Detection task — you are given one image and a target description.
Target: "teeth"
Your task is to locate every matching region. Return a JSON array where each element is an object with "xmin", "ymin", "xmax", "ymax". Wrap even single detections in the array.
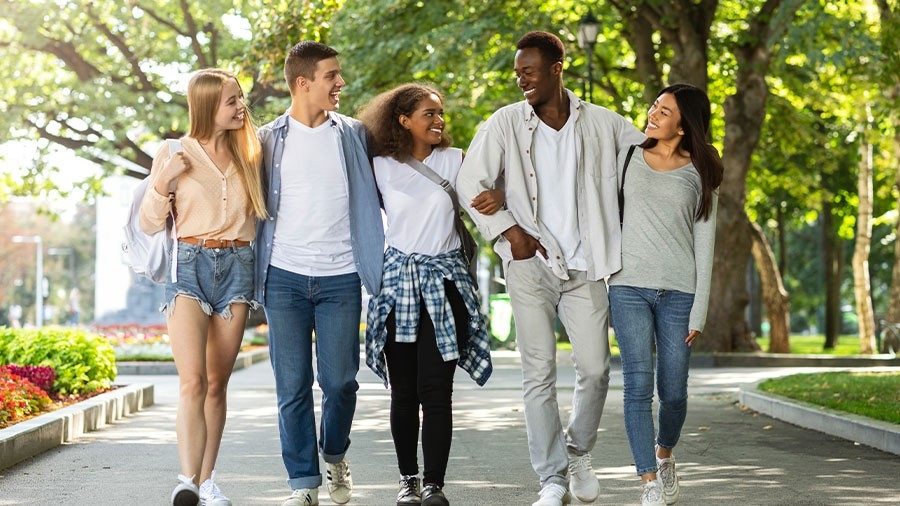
[{"xmin": 524, "ymin": 89, "xmax": 535, "ymax": 96}]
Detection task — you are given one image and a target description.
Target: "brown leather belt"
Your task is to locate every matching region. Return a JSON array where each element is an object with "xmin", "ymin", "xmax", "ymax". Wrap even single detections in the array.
[{"xmin": 179, "ymin": 237, "xmax": 251, "ymax": 248}]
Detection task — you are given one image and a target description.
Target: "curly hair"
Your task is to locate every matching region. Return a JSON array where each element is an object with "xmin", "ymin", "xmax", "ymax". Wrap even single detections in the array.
[{"xmin": 357, "ymin": 83, "xmax": 452, "ymax": 160}]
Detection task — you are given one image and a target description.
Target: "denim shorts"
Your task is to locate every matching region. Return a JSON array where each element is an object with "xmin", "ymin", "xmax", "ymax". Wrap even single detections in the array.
[{"xmin": 163, "ymin": 241, "xmax": 258, "ymax": 319}]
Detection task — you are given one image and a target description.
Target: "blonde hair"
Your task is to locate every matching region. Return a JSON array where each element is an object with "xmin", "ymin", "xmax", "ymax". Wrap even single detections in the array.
[{"xmin": 187, "ymin": 69, "xmax": 267, "ymax": 219}]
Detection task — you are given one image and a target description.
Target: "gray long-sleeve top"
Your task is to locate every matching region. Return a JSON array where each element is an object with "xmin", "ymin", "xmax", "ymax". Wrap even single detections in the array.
[{"xmin": 608, "ymin": 147, "xmax": 718, "ymax": 331}]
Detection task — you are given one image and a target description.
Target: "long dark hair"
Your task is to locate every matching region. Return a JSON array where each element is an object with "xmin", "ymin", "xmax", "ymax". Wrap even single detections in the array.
[{"xmin": 639, "ymin": 83, "xmax": 723, "ymax": 221}]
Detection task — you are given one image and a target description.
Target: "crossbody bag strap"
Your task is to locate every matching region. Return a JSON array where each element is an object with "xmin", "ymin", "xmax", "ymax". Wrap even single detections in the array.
[
  {"xmin": 404, "ymin": 157, "xmax": 461, "ymax": 211},
  {"xmin": 618, "ymin": 144, "xmax": 637, "ymax": 227}
]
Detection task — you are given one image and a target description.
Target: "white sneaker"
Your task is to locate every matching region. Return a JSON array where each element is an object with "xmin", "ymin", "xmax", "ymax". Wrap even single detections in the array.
[
  {"xmin": 568, "ymin": 452, "xmax": 600, "ymax": 502},
  {"xmin": 282, "ymin": 488, "xmax": 319, "ymax": 506},
  {"xmin": 326, "ymin": 460, "xmax": 352, "ymax": 504},
  {"xmin": 171, "ymin": 474, "xmax": 199, "ymax": 506},
  {"xmin": 640, "ymin": 480, "xmax": 666, "ymax": 506},
  {"xmin": 657, "ymin": 455, "xmax": 680, "ymax": 504},
  {"xmin": 532, "ymin": 483, "xmax": 570, "ymax": 506},
  {"xmin": 199, "ymin": 471, "xmax": 231, "ymax": 506}
]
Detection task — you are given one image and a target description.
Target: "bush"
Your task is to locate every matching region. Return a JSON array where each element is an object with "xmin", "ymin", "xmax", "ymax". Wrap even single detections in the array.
[
  {"xmin": 0, "ymin": 368, "xmax": 51, "ymax": 425},
  {"xmin": 0, "ymin": 364, "xmax": 56, "ymax": 394},
  {"xmin": 0, "ymin": 327, "xmax": 117, "ymax": 395}
]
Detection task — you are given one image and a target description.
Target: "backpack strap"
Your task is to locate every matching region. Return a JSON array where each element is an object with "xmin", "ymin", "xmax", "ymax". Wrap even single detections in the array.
[{"xmin": 618, "ymin": 145, "xmax": 637, "ymax": 228}]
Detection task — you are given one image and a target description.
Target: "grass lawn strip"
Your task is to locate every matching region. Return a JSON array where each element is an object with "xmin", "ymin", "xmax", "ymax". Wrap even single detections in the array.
[{"xmin": 758, "ymin": 371, "xmax": 900, "ymax": 425}]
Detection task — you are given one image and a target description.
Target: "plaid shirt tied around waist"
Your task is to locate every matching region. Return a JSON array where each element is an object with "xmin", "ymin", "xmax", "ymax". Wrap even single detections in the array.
[{"xmin": 366, "ymin": 246, "xmax": 493, "ymax": 387}]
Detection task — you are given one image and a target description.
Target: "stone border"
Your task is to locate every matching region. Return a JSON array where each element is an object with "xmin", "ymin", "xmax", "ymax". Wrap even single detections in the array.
[
  {"xmin": 739, "ymin": 382, "xmax": 900, "ymax": 456},
  {"xmin": 115, "ymin": 346, "xmax": 270, "ymax": 375},
  {"xmin": 0, "ymin": 382, "xmax": 155, "ymax": 471}
]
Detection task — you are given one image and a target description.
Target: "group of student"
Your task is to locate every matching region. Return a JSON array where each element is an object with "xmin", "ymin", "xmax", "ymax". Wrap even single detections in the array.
[{"xmin": 138, "ymin": 29, "xmax": 722, "ymax": 506}]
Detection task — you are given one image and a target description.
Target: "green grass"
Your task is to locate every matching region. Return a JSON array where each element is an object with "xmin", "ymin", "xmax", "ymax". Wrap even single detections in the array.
[
  {"xmin": 754, "ymin": 334, "xmax": 861, "ymax": 355},
  {"xmin": 758, "ymin": 371, "xmax": 900, "ymax": 425}
]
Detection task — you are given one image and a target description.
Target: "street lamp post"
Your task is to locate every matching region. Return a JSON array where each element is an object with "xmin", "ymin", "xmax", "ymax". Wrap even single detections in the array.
[
  {"xmin": 577, "ymin": 11, "xmax": 600, "ymax": 103},
  {"xmin": 11, "ymin": 235, "xmax": 43, "ymax": 328}
]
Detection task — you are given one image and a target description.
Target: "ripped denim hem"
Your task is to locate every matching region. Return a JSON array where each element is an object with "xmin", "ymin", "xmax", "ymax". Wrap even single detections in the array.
[{"xmin": 160, "ymin": 293, "xmax": 260, "ymax": 320}]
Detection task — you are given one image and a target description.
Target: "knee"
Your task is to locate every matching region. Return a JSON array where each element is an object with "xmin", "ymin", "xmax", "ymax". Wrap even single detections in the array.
[{"xmin": 179, "ymin": 374, "xmax": 208, "ymax": 400}]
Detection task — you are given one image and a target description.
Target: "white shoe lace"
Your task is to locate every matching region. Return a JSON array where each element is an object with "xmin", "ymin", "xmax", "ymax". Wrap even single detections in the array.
[
  {"xmin": 658, "ymin": 457, "xmax": 677, "ymax": 490},
  {"xmin": 641, "ymin": 481, "xmax": 664, "ymax": 505},
  {"xmin": 568, "ymin": 452, "xmax": 593, "ymax": 474},
  {"xmin": 328, "ymin": 460, "xmax": 351, "ymax": 489}
]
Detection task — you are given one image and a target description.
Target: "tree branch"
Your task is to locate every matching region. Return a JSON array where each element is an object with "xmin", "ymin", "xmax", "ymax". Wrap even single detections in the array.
[{"xmin": 85, "ymin": 5, "xmax": 154, "ymax": 92}]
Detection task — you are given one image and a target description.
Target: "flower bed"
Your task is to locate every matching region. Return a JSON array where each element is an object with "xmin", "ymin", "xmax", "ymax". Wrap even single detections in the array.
[{"xmin": 92, "ymin": 324, "xmax": 174, "ymax": 361}]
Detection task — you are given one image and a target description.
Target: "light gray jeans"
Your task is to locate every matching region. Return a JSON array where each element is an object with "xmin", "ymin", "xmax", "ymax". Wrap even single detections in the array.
[{"xmin": 506, "ymin": 256, "xmax": 611, "ymax": 488}]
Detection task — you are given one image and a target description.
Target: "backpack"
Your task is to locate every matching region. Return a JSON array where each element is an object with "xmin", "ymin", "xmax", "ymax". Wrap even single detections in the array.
[{"xmin": 122, "ymin": 139, "xmax": 181, "ymax": 284}]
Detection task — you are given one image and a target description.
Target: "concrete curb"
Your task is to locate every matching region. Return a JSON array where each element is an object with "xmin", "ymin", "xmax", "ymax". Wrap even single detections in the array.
[
  {"xmin": 115, "ymin": 346, "xmax": 270, "ymax": 375},
  {"xmin": 0, "ymin": 382, "xmax": 155, "ymax": 471},
  {"xmin": 739, "ymin": 381, "xmax": 900, "ymax": 456}
]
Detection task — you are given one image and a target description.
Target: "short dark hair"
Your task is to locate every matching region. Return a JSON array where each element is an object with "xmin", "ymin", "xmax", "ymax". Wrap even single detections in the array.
[
  {"xmin": 516, "ymin": 31, "xmax": 565, "ymax": 64},
  {"xmin": 284, "ymin": 41, "xmax": 339, "ymax": 91}
]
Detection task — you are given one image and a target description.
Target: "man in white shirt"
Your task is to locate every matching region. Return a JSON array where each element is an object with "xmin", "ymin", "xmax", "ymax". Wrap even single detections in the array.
[
  {"xmin": 456, "ymin": 31, "xmax": 644, "ymax": 506},
  {"xmin": 255, "ymin": 41, "xmax": 384, "ymax": 506}
]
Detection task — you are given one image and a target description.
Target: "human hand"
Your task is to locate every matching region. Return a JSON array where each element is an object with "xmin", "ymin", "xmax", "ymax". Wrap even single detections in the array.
[
  {"xmin": 154, "ymin": 152, "xmax": 190, "ymax": 195},
  {"xmin": 502, "ymin": 224, "xmax": 547, "ymax": 261},
  {"xmin": 685, "ymin": 330, "xmax": 701, "ymax": 346},
  {"xmin": 471, "ymin": 189, "xmax": 505, "ymax": 215}
]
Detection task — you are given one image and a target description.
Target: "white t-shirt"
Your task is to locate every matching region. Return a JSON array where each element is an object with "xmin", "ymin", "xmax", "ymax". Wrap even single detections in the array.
[
  {"xmin": 533, "ymin": 114, "xmax": 586, "ymax": 271},
  {"xmin": 375, "ymin": 147, "xmax": 463, "ymax": 256},
  {"xmin": 270, "ymin": 115, "xmax": 356, "ymax": 276}
]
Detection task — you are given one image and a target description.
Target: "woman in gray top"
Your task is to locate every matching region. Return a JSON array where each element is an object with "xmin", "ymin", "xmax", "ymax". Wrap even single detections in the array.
[{"xmin": 608, "ymin": 83, "xmax": 723, "ymax": 506}]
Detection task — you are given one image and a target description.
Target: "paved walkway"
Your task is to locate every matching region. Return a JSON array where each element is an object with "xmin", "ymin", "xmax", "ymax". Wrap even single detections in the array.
[{"xmin": 0, "ymin": 352, "xmax": 897, "ymax": 505}]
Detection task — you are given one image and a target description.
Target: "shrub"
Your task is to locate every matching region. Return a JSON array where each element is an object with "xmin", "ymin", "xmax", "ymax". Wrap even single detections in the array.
[
  {"xmin": 0, "ymin": 364, "xmax": 56, "ymax": 394},
  {"xmin": 0, "ymin": 327, "xmax": 117, "ymax": 395},
  {"xmin": 0, "ymin": 368, "xmax": 51, "ymax": 425}
]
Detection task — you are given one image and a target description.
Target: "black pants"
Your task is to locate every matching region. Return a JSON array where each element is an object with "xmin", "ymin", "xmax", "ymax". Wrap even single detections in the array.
[{"xmin": 383, "ymin": 281, "xmax": 470, "ymax": 487}]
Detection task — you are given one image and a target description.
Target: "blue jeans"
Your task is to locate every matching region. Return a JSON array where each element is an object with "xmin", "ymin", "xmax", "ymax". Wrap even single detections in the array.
[
  {"xmin": 264, "ymin": 266, "xmax": 362, "ymax": 490},
  {"xmin": 609, "ymin": 285, "xmax": 693, "ymax": 476}
]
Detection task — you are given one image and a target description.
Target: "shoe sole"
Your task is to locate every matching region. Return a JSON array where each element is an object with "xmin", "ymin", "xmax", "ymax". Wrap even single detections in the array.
[{"xmin": 173, "ymin": 489, "xmax": 199, "ymax": 506}]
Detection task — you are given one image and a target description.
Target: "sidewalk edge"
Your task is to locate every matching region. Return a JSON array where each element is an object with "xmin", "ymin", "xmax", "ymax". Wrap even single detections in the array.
[
  {"xmin": 739, "ymin": 382, "xmax": 900, "ymax": 456},
  {"xmin": 116, "ymin": 347, "xmax": 270, "ymax": 375},
  {"xmin": 0, "ymin": 382, "xmax": 155, "ymax": 471}
]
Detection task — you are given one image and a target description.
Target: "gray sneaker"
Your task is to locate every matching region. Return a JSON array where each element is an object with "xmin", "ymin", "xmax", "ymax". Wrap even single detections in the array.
[
  {"xmin": 567, "ymin": 452, "xmax": 600, "ymax": 503},
  {"xmin": 640, "ymin": 480, "xmax": 665, "ymax": 506},
  {"xmin": 397, "ymin": 475, "xmax": 421, "ymax": 505},
  {"xmin": 326, "ymin": 460, "xmax": 352, "ymax": 504},
  {"xmin": 657, "ymin": 456, "xmax": 680, "ymax": 504}
]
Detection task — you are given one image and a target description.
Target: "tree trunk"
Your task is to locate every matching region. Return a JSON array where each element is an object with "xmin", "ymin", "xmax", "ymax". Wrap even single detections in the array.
[
  {"xmin": 749, "ymin": 222, "xmax": 791, "ymax": 352},
  {"xmin": 853, "ymin": 138, "xmax": 877, "ymax": 354},
  {"xmin": 887, "ymin": 130, "xmax": 900, "ymax": 326},
  {"xmin": 822, "ymin": 200, "xmax": 843, "ymax": 349}
]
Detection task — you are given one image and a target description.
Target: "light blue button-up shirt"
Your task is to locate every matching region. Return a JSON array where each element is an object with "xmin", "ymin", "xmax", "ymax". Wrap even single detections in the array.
[{"xmin": 254, "ymin": 111, "xmax": 384, "ymax": 303}]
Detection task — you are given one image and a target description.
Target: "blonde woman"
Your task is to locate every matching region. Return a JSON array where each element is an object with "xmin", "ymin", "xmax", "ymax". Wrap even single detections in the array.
[{"xmin": 139, "ymin": 68, "xmax": 267, "ymax": 506}]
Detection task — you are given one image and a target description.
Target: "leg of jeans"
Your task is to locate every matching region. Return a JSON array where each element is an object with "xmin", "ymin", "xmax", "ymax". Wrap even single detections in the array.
[
  {"xmin": 419, "ymin": 285, "xmax": 466, "ymax": 487},
  {"xmin": 654, "ymin": 290, "xmax": 694, "ymax": 451},
  {"xmin": 558, "ymin": 273, "xmax": 611, "ymax": 455},
  {"xmin": 609, "ymin": 285, "xmax": 658, "ymax": 476},
  {"xmin": 264, "ymin": 266, "xmax": 320, "ymax": 489},
  {"xmin": 506, "ymin": 256, "xmax": 567, "ymax": 488},
  {"xmin": 313, "ymin": 272, "xmax": 362, "ymax": 463},
  {"xmin": 384, "ymin": 310, "xmax": 421, "ymax": 477}
]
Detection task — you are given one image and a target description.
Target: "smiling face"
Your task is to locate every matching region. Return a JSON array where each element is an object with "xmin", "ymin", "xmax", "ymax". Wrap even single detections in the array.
[
  {"xmin": 301, "ymin": 56, "xmax": 345, "ymax": 112},
  {"xmin": 213, "ymin": 78, "xmax": 246, "ymax": 132},
  {"xmin": 400, "ymin": 93, "xmax": 445, "ymax": 151},
  {"xmin": 514, "ymin": 46, "xmax": 562, "ymax": 108},
  {"xmin": 645, "ymin": 92, "xmax": 684, "ymax": 141}
]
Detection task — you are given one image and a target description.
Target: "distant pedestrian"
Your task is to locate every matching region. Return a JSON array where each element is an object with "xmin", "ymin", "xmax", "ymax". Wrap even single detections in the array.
[
  {"xmin": 139, "ymin": 68, "xmax": 267, "ymax": 506},
  {"xmin": 455, "ymin": 31, "xmax": 644, "ymax": 506},
  {"xmin": 358, "ymin": 83, "xmax": 497, "ymax": 506},
  {"xmin": 609, "ymin": 83, "xmax": 723, "ymax": 506}
]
